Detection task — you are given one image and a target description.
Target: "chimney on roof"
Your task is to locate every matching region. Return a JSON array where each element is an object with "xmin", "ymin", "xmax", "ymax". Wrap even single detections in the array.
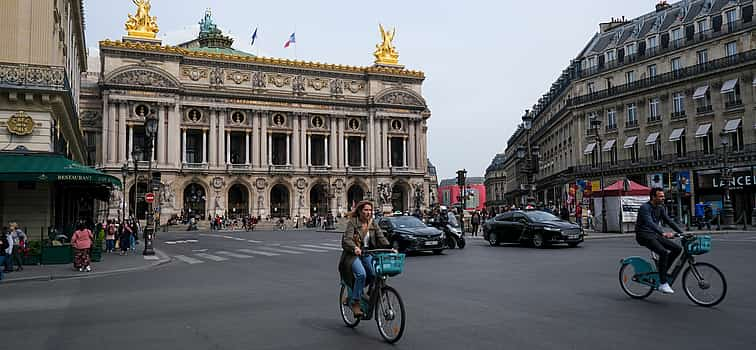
[
  {"xmin": 599, "ymin": 16, "xmax": 631, "ymax": 33},
  {"xmin": 656, "ymin": 0, "xmax": 671, "ymax": 12}
]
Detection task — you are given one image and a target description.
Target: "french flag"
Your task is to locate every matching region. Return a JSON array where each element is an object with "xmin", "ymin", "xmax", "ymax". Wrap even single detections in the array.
[{"xmin": 284, "ymin": 32, "xmax": 296, "ymax": 48}]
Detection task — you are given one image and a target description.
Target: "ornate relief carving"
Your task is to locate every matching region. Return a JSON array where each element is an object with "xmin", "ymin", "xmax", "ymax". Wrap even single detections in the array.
[
  {"xmin": 255, "ymin": 178, "xmax": 268, "ymax": 190},
  {"xmin": 376, "ymin": 90, "xmax": 424, "ymax": 106},
  {"xmin": 330, "ymin": 79, "xmax": 344, "ymax": 95},
  {"xmin": 345, "ymin": 80, "xmax": 365, "ymax": 93},
  {"xmin": 186, "ymin": 108, "xmax": 203, "ymax": 123},
  {"xmin": 295, "ymin": 178, "xmax": 308, "ymax": 190},
  {"xmin": 181, "ymin": 66, "xmax": 208, "ymax": 81},
  {"xmin": 6, "ymin": 111, "xmax": 35, "ymax": 136},
  {"xmin": 79, "ymin": 111, "xmax": 101, "ymax": 128},
  {"xmin": 251, "ymin": 71, "xmax": 266, "ymax": 88},
  {"xmin": 226, "ymin": 70, "xmax": 250, "ymax": 84},
  {"xmin": 109, "ymin": 69, "xmax": 178, "ymax": 88},
  {"xmin": 209, "ymin": 67, "xmax": 224, "ymax": 87},
  {"xmin": 0, "ymin": 64, "xmax": 66, "ymax": 88},
  {"xmin": 292, "ymin": 75, "xmax": 306, "ymax": 94},
  {"xmin": 308, "ymin": 77, "xmax": 328, "ymax": 91},
  {"xmin": 268, "ymin": 73, "xmax": 291, "ymax": 88}
]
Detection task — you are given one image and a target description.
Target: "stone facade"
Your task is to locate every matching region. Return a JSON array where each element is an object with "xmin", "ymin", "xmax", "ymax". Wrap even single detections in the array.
[{"xmin": 81, "ymin": 18, "xmax": 433, "ymax": 222}]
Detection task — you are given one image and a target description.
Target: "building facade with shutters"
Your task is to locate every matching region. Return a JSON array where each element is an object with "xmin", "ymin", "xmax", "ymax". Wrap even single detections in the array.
[
  {"xmin": 81, "ymin": 9, "xmax": 434, "ymax": 222},
  {"xmin": 491, "ymin": 0, "xmax": 756, "ymax": 226}
]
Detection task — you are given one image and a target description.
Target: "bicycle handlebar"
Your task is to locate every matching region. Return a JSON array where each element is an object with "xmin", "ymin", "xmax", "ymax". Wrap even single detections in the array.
[{"xmin": 362, "ymin": 249, "xmax": 398, "ymax": 254}]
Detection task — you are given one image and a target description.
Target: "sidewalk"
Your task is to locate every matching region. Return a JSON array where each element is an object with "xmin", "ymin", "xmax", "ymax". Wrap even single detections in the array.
[{"xmin": 1, "ymin": 248, "xmax": 171, "ymax": 284}]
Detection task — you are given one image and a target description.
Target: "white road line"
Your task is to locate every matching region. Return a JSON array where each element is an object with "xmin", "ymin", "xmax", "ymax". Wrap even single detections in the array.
[
  {"xmin": 174, "ymin": 255, "xmax": 204, "ymax": 264},
  {"xmin": 165, "ymin": 241, "xmax": 176, "ymax": 245},
  {"xmin": 216, "ymin": 251, "xmax": 254, "ymax": 259},
  {"xmin": 319, "ymin": 243, "xmax": 342, "ymax": 247},
  {"xmin": 186, "ymin": 239, "xmax": 199, "ymax": 243},
  {"xmin": 300, "ymin": 244, "xmax": 342, "ymax": 251},
  {"xmin": 247, "ymin": 239, "xmax": 262, "ymax": 243},
  {"xmin": 238, "ymin": 248, "xmax": 280, "ymax": 257},
  {"xmin": 176, "ymin": 240, "xmax": 187, "ymax": 244},
  {"xmin": 195, "ymin": 253, "xmax": 229, "ymax": 261},
  {"xmin": 144, "ymin": 255, "xmax": 160, "ymax": 260},
  {"xmin": 280, "ymin": 245, "xmax": 329, "ymax": 253},
  {"xmin": 255, "ymin": 246, "xmax": 304, "ymax": 254},
  {"xmin": 222, "ymin": 235, "xmax": 234, "ymax": 239}
]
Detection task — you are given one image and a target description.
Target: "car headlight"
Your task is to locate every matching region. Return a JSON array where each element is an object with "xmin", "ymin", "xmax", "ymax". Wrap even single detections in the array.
[
  {"xmin": 401, "ymin": 234, "xmax": 415, "ymax": 239},
  {"xmin": 543, "ymin": 227, "xmax": 561, "ymax": 232}
]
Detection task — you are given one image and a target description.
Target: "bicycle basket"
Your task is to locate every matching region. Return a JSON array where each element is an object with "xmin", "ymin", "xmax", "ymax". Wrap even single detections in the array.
[
  {"xmin": 373, "ymin": 253, "xmax": 405, "ymax": 277},
  {"xmin": 686, "ymin": 235, "xmax": 711, "ymax": 255}
]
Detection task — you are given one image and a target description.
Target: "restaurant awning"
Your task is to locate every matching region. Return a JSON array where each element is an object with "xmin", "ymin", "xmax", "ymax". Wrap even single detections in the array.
[
  {"xmin": 602, "ymin": 139, "xmax": 616, "ymax": 151},
  {"xmin": 692, "ymin": 85, "xmax": 709, "ymax": 99},
  {"xmin": 720, "ymin": 78, "xmax": 738, "ymax": 94},
  {"xmin": 669, "ymin": 128, "xmax": 686, "ymax": 142},
  {"xmin": 695, "ymin": 123, "xmax": 711, "ymax": 138},
  {"xmin": 623, "ymin": 136, "xmax": 638, "ymax": 148},
  {"xmin": 583, "ymin": 142, "xmax": 597, "ymax": 155},
  {"xmin": 723, "ymin": 118, "xmax": 741, "ymax": 133},
  {"xmin": 645, "ymin": 132, "xmax": 659, "ymax": 145},
  {"xmin": 0, "ymin": 152, "xmax": 121, "ymax": 187}
]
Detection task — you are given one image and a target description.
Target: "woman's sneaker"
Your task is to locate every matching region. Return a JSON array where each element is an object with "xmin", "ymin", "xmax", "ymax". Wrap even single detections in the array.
[
  {"xmin": 85, "ymin": 265, "xmax": 91, "ymax": 272},
  {"xmin": 658, "ymin": 283, "xmax": 675, "ymax": 294}
]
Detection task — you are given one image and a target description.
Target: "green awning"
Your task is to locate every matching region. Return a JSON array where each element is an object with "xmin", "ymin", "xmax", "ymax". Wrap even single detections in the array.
[{"xmin": 0, "ymin": 152, "xmax": 121, "ymax": 188}]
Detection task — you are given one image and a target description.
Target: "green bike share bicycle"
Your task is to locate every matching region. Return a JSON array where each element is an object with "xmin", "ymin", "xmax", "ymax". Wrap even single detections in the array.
[
  {"xmin": 339, "ymin": 249, "xmax": 406, "ymax": 344},
  {"xmin": 619, "ymin": 233, "xmax": 727, "ymax": 306}
]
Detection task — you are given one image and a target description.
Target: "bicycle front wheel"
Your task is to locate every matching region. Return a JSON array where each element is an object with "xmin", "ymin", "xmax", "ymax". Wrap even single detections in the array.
[
  {"xmin": 339, "ymin": 284, "xmax": 360, "ymax": 327},
  {"xmin": 375, "ymin": 285, "xmax": 406, "ymax": 344},
  {"xmin": 682, "ymin": 262, "xmax": 727, "ymax": 307},
  {"xmin": 619, "ymin": 263, "xmax": 653, "ymax": 299}
]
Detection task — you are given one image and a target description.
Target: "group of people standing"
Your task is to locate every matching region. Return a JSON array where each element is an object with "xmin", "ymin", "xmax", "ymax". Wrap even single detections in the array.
[
  {"xmin": 101, "ymin": 219, "xmax": 139, "ymax": 255},
  {"xmin": 0, "ymin": 223, "xmax": 27, "ymax": 280}
]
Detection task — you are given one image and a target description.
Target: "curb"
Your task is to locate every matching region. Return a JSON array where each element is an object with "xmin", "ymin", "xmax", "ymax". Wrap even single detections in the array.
[{"xmin": 1, "ymin": 248, "xmax": 172, "ymax": 285}]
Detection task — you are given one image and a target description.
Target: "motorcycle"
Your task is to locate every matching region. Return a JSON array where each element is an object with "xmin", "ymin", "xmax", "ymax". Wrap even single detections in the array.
[{"xmin": 428, "ymin": 213, "xmax": 466, "ymax": 249}]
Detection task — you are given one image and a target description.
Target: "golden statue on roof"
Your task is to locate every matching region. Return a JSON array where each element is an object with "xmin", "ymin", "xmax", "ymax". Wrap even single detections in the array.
[
  {"xmin": 125, "ymin": 0, "xmax": 159, "ymax": 39},
  {"xmin": 374, "ymin": 24, "xmax": 400, "ymax": 66}
]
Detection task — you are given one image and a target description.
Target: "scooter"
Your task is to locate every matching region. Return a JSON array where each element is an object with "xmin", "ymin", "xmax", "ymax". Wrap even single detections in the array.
[{"xmin": 428, "ymin": 218, "xmax": 465, "ymax": 249}]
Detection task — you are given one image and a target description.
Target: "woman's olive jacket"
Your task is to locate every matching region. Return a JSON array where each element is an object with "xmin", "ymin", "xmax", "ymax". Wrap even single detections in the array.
[{"xmin": 338, "ymin": 217, "xmax": 390, "ymax": 287}]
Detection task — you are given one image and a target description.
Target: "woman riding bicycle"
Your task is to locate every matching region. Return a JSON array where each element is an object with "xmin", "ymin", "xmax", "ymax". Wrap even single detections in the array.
[{"xmin": 338, "ymin": 200, "xmax": 391, "ymax": 317}]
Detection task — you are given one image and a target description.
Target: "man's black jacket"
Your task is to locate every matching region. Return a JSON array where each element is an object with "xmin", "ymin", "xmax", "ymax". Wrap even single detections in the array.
[{"xmin": 635, "ymin": 201, "xmax": 683, "ymax": 240}]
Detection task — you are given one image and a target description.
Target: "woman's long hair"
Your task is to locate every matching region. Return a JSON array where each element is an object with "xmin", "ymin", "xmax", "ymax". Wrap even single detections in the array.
[{"xmin": 350, "ymin": 200, "xmax": 374, "ymax": 219}]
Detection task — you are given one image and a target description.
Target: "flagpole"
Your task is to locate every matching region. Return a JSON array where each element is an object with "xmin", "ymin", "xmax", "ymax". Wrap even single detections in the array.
[{"xmin": 294, "ymin": 25, "xmax": 297, "ymax": 60}]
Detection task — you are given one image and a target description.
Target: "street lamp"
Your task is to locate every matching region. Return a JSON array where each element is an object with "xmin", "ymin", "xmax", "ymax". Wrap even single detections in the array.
[
  {"xmin": 131, "ymin": 149, "xmax": 143, "ymax": 220},
  {"xmin": 141, "ymin": 109, "xmax": 158, "ymax": 256},
  {"xmin": 591, "ymin": 116, "xmax": 607, "ymax": 233},
  {"xmin": 719, "ymin": 132, "xmax": 735, "ymax": 229},
  {"xmin": 456, "ymin": 169, "xmax": 467, "ymax": 233},
  {"xmin": 120, "ymin": 163, "xmax": 129, "ymax": 225}
]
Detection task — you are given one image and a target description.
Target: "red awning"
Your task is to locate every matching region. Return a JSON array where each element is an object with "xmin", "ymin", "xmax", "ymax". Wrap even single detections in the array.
[{"xmin": 595, "ymin": 180, "xmax": 650, "ymax": 197}]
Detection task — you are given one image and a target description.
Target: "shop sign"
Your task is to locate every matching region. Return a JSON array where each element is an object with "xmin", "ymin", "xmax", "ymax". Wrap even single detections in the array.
[
  {"xmin": 6, "ymin": 111, "xmax": 35, "ymax": 136},
  {"xmin": 697, "ymin": 169, "xmax": 756, "ymax": 190}
]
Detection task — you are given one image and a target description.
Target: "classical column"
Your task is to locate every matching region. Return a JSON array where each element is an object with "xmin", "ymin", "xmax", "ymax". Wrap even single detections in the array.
[
  {"xmin": 368, "ymin": 111, "xmax": 376, "ymax": 171},
  {"xmin": 267, "ymin": 134, "xmax": 272, "ymax": 166},
  {"xmin": 226, "ymin": 131, "xmax": 231, "ymax": 165},
  {"xmin": 344, "ymin": 137, "xmax": 350, "ymax": 168},
  {"xmin": 285, "ymin": 134, "xmax": 291, "ymax": 165},
  {"xmin": 360, "ymin": 137, "xmax": 365, "ymax": 167},
  {"xmin": 218, "ymin": 109, "xmax": 226, "ymax": 166},
  {"xmin": 108, "ymin": 101, "xmax": 117, "ymax": 163},
  {"xmin": 157, "ymin": 104, "xmax": 166, "ymax": 165},
  {"xmin": 381, "ymin": 119, "xmax": 389, "ymax": 169},
  {"xmin": 388, "ymin": 135, "xmax": 392, "ymax": 168},
  {"xmin": 337, "ymin": 118, "xmax": 345, "ymax": 168},
  {"xmin": 300, "ymin": 115, "xmax": 308, "ymax": 168},
  {"xmin": 252, "ymin": 112, "xmax": 260, "ymax": 167},
  {"xmin": 402, "ymin": 138, "xmax": 407, "ymax": 167},
  {"xmin": 245, "ymin": 131, "xmax": 250, "ymax": 165},
  {"xmin": 209, "ymin": 108, "xmax": 217, "ymax": 166},
  {"xmin": 128, "ymin": 126, "xmax": 134, "ymax": 161},
  {"xmin": 292, "ymin": 115, "xmax": 300, "ymax": 168},
  {"xmin": 307, "ymin": 135, "xmax": 312, "ymax": 166},
  {"xmin": 167, "ymin": 103, "xmax": 180, "ymax": 167},
  {"xmin": 329, "ymin": 118, "xmax": 337, "ymax": 167},
  {"xmin": 118, "ymin": 103, "xmax": 127, "ymax": 163},
  {"xmin": 101, "ymin": 94, "xmax": 110, "ymax": 165},
  {"xmin": 325, "ymin": 136, "xmax": 329, "ymax": 167},
  {"xmin": 182, "ymin": 129, "xmax": 187, "ymax": 163},
  {"xmin": 202, "ymin": 130, "xmax": 207, "ymax": 164},
  {"xmin": 261, "ymin": 113, "xmax": 269, "ymax": 167},
  {"xmin": 409, "ymin": 120, "xmax": 416, "ymax": 169}
]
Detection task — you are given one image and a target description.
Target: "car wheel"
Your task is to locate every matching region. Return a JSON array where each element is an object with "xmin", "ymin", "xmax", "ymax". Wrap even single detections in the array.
[
  {"xmin": 432, "ymin": 249, "xmax": 443, "ymax": 255},
  {"xmin": 488, "ymin": 232, "xmax": 498, "ymax": 246},
  {"xmin": 568, "ymin": 242, "xmax": 580, "ymax": 248},
  {"xmin": 532, "ymin": 233, "xmax": 546, "ymax": 249}
]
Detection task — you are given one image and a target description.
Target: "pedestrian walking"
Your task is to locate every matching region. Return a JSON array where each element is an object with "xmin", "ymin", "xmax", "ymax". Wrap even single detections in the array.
[
  {"xmin": 575, "ymin": 205, "xmax": 583, "ymax": 229},
  {"xmin": 120, "ymin": 221, "xmax": 133, "ymax": 255},
  {"xmin": 106, "ymin": 220, "xmax": 116, "ymax": 252},
  {"xmin": 471, "ymin": 211, "xmax": 481, "ymax": 237},
  {"xmin": 129, "ymin": 220, "xmax": 137, "ymax": 252},
  {"xmin": 71, "ymin": 222, "xmax": 94, "ymax": 272},
  {"xmin": 9, "ymin": 223, "xmax": 25, "ymax": 271},
  {"xmin": 0, "ymin": 227, "xmax": 10, "ymax": 281},
  {"xmin": 3, "ymin": 228, "xmax": 14, "ymax": 272}
]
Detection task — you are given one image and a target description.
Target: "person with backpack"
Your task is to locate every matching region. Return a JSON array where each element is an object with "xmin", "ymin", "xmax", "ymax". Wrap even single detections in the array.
[
  {"xmin": 71, "ymin": 222, "xmax": 94, "ymax": 272},
  {"xmin": 106, "ymin": 220, "xmax": 116, "ymax": 252}
]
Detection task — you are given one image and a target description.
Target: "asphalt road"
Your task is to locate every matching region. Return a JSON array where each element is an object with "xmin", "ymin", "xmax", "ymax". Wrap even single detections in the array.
[{"xmin": 1, "ymin": 230, "xmax": 755, "ymax": 350}]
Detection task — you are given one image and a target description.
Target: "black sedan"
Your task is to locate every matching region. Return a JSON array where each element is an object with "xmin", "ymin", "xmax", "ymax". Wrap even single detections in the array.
[
  {"xmin": 482, "ymin": 210, "xmax": 583, "ymax": 248},
  {"xmin": 377, "ymin": 215, "xmax": 445, "ymax": 254}
]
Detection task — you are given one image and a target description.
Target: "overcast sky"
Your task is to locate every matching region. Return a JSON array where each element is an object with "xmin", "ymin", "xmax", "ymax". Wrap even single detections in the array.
[{"xmin": 84, "ymin": 0, "xmax": 662, "ymax": 180}]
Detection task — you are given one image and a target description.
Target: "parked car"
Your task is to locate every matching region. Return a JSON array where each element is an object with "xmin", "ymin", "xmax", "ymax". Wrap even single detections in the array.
[
  {"xmin": 378, "ymin": 215, "xmax": 445, "ymax": 254},
  {"xmin": 482, "ymin": 210, "xmax": 583, "ymax": 248}
]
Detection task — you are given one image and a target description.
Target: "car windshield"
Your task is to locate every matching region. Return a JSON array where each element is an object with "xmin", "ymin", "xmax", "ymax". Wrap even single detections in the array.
[
  {"xmin": 447, "ymin": 212, "xmax": 460, "ymax": 228},
  {"xmin": 389, "ymin": 216, "xmax": 427, "ymax": 228},
  {"xmin": 524, "ymin": 211, "xmax": 560, "ymax": 222}
]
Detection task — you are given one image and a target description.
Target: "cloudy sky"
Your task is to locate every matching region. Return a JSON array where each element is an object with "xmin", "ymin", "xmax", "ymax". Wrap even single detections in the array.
[{"xmin": 84, "ymin": 0, "xmax": 661, "ymax": 180}]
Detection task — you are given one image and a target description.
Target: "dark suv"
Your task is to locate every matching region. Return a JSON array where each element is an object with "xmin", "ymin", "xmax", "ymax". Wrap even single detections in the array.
[
  {"xmin": 482, "ymin": 210, "xmax": 583, "ymax": 248},
  {"xmin": 378, "ymin": 215, "xmax": 445, "ymax": 254}
]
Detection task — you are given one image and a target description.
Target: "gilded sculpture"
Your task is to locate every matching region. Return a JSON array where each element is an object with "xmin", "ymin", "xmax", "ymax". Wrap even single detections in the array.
[
  {"xmin": 125, "ymin": 0, "xmax": 159, "ymax": 39},
  {"xmin": 374, "ymin": 24, "xmax": 400, "ymax": 65}
]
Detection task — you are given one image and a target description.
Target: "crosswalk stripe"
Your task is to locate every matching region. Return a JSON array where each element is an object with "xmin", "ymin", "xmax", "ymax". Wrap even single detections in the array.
[
  {"xmin": 255, "ymin": 246, "xmax": 304, "ymax": 254},
  {"xmin": 216, "ymin": 251, "xmax": 254, "ymax": 259},
  {"xmin": 247, "ymin": 239, "xmax": 262, "ymax": 243},
  {"xmin": 174, "ymin": 255, "xmax": 203, "ymax": 264},
  {"xmin": 195, "ymin": 253, "xmax": 229, "ymax": 261},
  {"xmin": 280, "ymin": 245, "xmax": 329, "ymax": 253},
  {"xmin": 144, "ymin": 255, "xmax": 160, "ymax": 260},
  {"xmin": 300, "ymin": 244, "xmax": 342, "ymax": 251},
  {"xmin": 238, "ymin": 248, "xmax": 280, "ymax": 257},
  {"xmin": 319, "ymin": 243, "xmax": 342, "ymax": 248}
]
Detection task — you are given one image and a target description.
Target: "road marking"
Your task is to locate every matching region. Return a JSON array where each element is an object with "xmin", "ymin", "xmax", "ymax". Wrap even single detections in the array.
[
  {"xmin": 195, "ymin": 253, "xmax": 229, "ymax": 261},
  {"xmin": 216, "ymin": 251, "xmax": 254, "ymax": 259},
  {"xmin": 255, "ymin": 246, "xmax": 304, "ymax": 254},
  {"xmin": 319, "ymin": 243, "xmax": 342, "ymax": 248},
  {"xmin": 144, "ymin": 255, "xmax": 160, "ymax": 260},
  {"xmin": 247, "ymin": 239, "xmax": 262, "ymax": 243},
  {"xmin": 222, "ymin": 235, "xmax": 234, "ymax": 239},
  {"xmin": 280, "ymin": 245, "xmax": 329, "ymax": 253},
  {"xmin": 192, "ymin": 249, "xmax": 208, "ymax": 252},
  {"xmin": 186, "ymin": 239, "xmax": 198, "ymax": 243},
  {"xmin": 238, "ymin": 248, "xmax": 280, "ymax": 257},
  {"xmin": 165, "ymin": 241, "xmax": 176, "ymax": 245},
  {"xmin": 300, "ymin": 244, "xmax": 342, "ymax": 251},
  {"xmin": 174, "ymin": 255, "xmax": 203, "ymax": 264}
]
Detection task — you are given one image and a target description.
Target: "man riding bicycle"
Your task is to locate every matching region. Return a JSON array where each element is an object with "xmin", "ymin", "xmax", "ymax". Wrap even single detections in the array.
[{"xmin": 635, "ymin": 188, "xmax": 683, "ymax": 294}]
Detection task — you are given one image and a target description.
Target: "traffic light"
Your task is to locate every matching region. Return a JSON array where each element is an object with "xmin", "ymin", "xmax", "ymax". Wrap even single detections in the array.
[{"xmin": 456, "ymin": 169, "xmax": 467, "ymax": 187}]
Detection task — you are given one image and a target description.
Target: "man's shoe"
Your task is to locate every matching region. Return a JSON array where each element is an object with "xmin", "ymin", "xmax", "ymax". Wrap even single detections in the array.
[
  {"xmin": 351, "ymin": 301, "xmax": 363, "ymax": 317},
  {"xmin": 658, "ymin": 283, "xmax": 675, "ymax": 294},
  {"xmin": 85, "ymin": 265, "xmax": 91, "ymax": 272}
]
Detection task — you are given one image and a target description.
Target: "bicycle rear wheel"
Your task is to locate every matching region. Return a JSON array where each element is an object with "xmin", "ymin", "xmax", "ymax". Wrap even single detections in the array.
[
  {"xmin": 682, "ymin": 262, "xmax": 727, "ymax": 307},
  {"xmin": 619, "ymin": 263, "xmax": 653, "ymax": 299},
  {"xmin": 339, "ymin": 284, "xmax": 360, "ymax": 327},
  {"xmin": 375, "ymin": 285, "xmax": 405, "ymax": 343}
]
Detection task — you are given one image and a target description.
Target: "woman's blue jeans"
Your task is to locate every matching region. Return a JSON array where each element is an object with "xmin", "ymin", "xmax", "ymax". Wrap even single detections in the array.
[{"xmin": 351, "ymin": 255, "xmax": 374, "ymax": 302}]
